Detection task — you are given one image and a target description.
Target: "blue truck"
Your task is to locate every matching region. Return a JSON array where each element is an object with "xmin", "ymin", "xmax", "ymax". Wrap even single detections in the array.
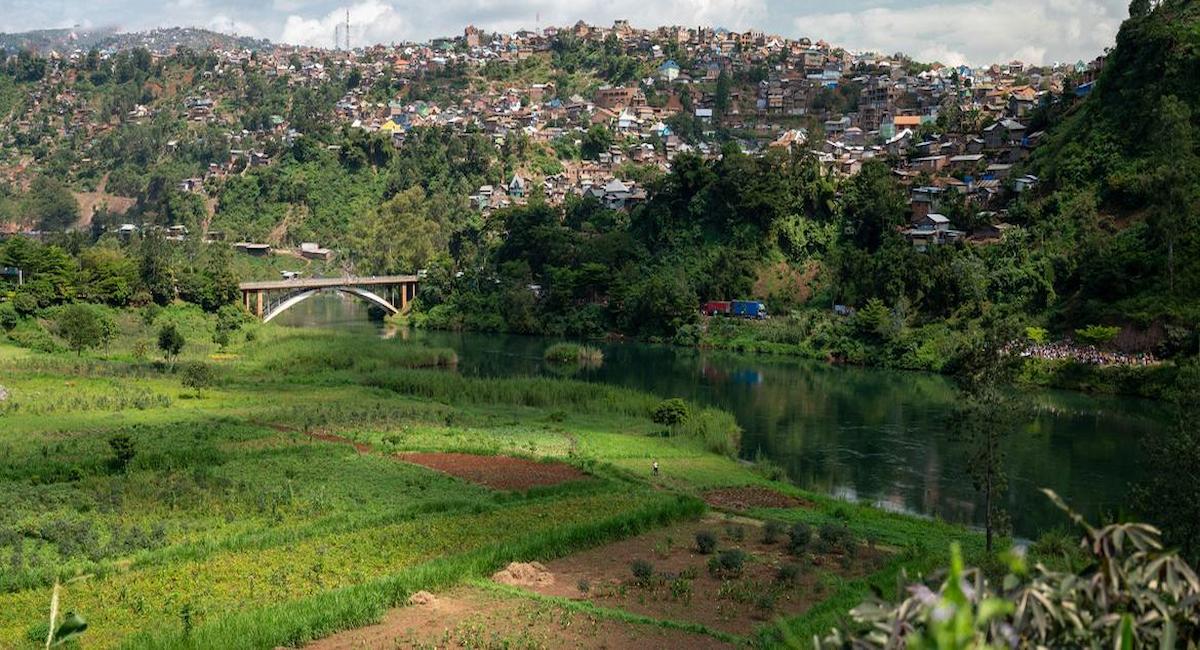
[{"xmin": 730, "ymin": 300, "xmax": 768, "ymax": 319}]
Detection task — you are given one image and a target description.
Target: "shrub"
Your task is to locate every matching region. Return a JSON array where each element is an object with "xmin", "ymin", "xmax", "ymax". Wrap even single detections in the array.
[
  {"xmin": 630, "ymin": 559, "xmax": 654, "ymax": 584},
  {"xmin": 1074, "ymin": 324, "xmax": 1120, "ymax": 346},
  {"xmin": 776, "ymin": 563, "xmax": 801, "ymax": 584},
  {"xmin": 725, "ymin": 524, "xmax": 745, "ymax": 542},
  {"xmin": 1025, "ymin": 326, "xmax": 1049, "ymax": 344},
  {"xmin": 158, "ymin": 323, "xmax": 185, "ymax": 363},
  {"xmin": 180, "ymin": 361, "xmax": 216, "ymax": 396},
  {"xmin": 670, "ymin": 576, "xmax": 693, "ymax": 602},
  {"xmin": 817, "ymin": 522, "xmax": 856, "ymax": 554},
  {"xmin": 708, "ymin": 549, "xmax": 746, "ymax": 578},
  {"xmin": 108, "ymin": 434, "xmax": 137, "ymax": 473},
  {"xmin": 576, "ymin": 578, "xmax": 590, "ymax": 594},
  {"xmin": 0, "ymin": 302, "xmax": 18, "ymax": 331},
  {"xmin": 787, "ymin": 523, "xmax": 812, "ymax": 555},
  {"xmin": 695, "ymin": 530, "xmax": 718, "ymax": 554},
  {"xmin": 651, "ymin": 398, "xmax": 690, "ymax": 427},
  {"xmin": 763, "ymin": 521, "xmax": 786, "ymax": 544}
]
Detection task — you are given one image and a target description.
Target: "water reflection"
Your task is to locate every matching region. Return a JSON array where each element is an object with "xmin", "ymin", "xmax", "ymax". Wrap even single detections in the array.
[{"xmin": 272, "ymin": 294, "xmax": 1161, "ymax": 538}]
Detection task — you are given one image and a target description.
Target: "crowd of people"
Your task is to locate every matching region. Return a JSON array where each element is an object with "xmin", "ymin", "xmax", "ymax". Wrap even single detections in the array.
[{"xmin": 1013, "ymin": 341, "xmax": 1159, "ymax": 366}]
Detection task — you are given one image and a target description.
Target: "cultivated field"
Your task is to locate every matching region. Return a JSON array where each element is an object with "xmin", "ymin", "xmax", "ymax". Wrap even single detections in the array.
[{"xmin": 0, "ymin": 309, "xmax": 986, "ymax": 648}]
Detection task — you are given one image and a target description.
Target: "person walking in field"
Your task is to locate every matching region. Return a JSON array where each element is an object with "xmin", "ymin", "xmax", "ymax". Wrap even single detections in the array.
[{"xmin": 652, "ymin": 461, "xmax": 659, "ymax": 476}]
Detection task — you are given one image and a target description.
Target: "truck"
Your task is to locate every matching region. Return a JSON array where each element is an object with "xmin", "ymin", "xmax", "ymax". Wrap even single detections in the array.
[
  {"xmin": 702, "ymin": 300, "xmax": 768, "ymax": 319},
  {"xmin": 731, "ymin": 300, "xmax": 768, "ymax": 319},
  {"xmin": 702, "ymin": 301, "xmax": 731, "ymax": 316}
]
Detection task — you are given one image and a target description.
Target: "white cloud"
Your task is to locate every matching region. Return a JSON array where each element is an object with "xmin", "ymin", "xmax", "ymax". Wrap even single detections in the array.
[
  {"xmin": 279, "ymin": 0, "xmax": 410, "ymax": 46},
  {"xmin": 792, "ymin": 0, "xmax": 1123, "ymax": 65}
]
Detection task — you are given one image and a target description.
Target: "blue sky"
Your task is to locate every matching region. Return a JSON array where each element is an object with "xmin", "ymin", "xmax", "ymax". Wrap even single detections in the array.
[{"xmin": 0, "ymin": 0, "xmax": 1125, "ymax": 65}]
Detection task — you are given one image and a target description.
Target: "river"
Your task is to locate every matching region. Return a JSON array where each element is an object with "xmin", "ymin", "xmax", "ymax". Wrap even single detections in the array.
[{"xmin": 274, "ymin": 293, "xmax": 1163, "ymax": 539}]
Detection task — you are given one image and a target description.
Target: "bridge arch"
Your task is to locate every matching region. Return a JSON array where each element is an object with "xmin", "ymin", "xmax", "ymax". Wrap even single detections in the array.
[{"xmin": 262, "ymin": 286, "xmax": 399, "ymax": 323}]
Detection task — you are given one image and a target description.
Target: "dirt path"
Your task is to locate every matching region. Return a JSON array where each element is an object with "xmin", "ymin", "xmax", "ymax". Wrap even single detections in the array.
[{"xmin": 303, "ymin": 585, "xmax": 732, "ymax": 650}]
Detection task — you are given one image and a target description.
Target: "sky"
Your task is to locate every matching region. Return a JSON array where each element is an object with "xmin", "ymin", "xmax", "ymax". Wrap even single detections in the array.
[{"xmin": 0, "ymin": 0, "xmax": 1126, "ymax": 66}]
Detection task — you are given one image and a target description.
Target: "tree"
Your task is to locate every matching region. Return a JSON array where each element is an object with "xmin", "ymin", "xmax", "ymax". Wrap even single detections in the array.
[
  {"xmin": 840, "ymin": 160, "xmax": 907, "ymax": 253},
  {"xmin": 180, "ymin": 361, "xmax": 215, "ymax": 397},
  {"xmin": 138, "ymin": 231, "xmax": 175, "ymax": 306},
  {"xmin": 157, "ymin": 324, "xmax": 185, "ymax": 365},
  {"xmin": 27, "ymin": 177, "xmax": 79, "ymax": 231},
  {"xmin": 55, "ymin": 304, "xmax": 116, "ymax": 356},
  {"xmin": 714, "ymin": 70, "xmax": 731, "ymax": 119},
  {"xmin": 580, "ymin": 124, "xmax": 613, "ymax": 160},
  {"xmin": 948, "ymin": 320, "xmax": 1022, "ymax": 553},
  {"xmin": 349, "ymin": 186, "xmax": 447, "ymax": 275}
]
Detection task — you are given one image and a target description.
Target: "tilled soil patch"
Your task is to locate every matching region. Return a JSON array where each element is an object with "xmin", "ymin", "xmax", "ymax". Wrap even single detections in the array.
[
  {"xmin": 397, "ymin": 452, "xmax": 589, "ymax": 490},
  {"xmin": 520, "ymin": 517, "xmax": 887, "ymax": 636},
  {"xmin": 703, "ymin": 486, "xmax": 811, "ymax": 511}
]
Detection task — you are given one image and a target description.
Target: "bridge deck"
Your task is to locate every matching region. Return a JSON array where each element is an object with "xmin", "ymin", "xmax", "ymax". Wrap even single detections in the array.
[{"xmin": 238, "ymin": 275, "xmax": 419, "ymax": 291}]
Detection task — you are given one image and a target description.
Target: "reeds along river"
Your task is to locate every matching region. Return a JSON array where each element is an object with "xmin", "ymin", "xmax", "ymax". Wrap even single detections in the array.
[{"xmin": 274, "ymin": 293, "xmax": 1168, "ymax": 539}]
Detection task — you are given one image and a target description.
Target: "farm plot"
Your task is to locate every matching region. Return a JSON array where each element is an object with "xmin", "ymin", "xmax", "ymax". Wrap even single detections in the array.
[
  {"xmin": 0, "ymin": 490, "xmax": 667, "ymax": 648},
  {"xmin": 512, "ymin": 516, "xmax": 889, "ymax": 637},
  {"xmin": 397, "ymin": 451, "xmax": 591, "ymax": 490}
]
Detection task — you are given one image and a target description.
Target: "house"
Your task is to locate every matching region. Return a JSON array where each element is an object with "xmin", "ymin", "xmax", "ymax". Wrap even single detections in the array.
[
  {"xmin": 299, "ymin": 242, "xmax": 333, "ymax": 261},
  {"xmin": 910, "ymin": 155, "xmax": 947, "ymax": 172},
  {"xmin": 948, "ymin": 153, "xmax": 986, "ymax": 171},
  {"xmin": 694, "ymin": 108, "xmax": 714, "ymax": 123},
  {"xmin": 983, "ymin": 118, "xmax": 1027, "ymax": 149},
  {"xmin": 235, "ymin": 242, "xmax": 272, "ymax": 256},
  {"xmin": 904, "ymin": 213, "xmax": 963, "ymax": 251},
  {"xmin": 508, "ymin": 174, "xmax": 527, "ymax": 198},
  {"xmin": 658, "ymin": 60, "xmax": 681, "ymax": 82},
  {"xmin": 178, "ymin": 178, "xmax": 203, "ymax": 193}
]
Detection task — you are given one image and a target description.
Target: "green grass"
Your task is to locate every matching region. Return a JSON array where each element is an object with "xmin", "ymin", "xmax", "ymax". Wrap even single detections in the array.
[{"xmin": 0, "ymin": 318, "xmax": 991, "ymax": 649}]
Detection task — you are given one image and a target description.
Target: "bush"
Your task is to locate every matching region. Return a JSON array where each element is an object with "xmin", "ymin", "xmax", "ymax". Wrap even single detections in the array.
[
  {"xmin": 651, "ymin": 398, "xmax": 690, "ymax": 427},
  {"xmin": 695, "ymin": 530, "xmax": 718, "ymax": 554},
  {"xmin": 108, "ymin": 433, "xmax": 137, "ymax": 473},
  {"xmin": 817, "ymin": 522, "xmax": 856, "ymax": 554},
  {"xmin": 763, "ymin": 520, "xmax": 786, "ymax": 544},
  {"xmin": 630, "ymin": 559, "xmax": 654, "ymax": 584},
  {"xmin": 787, "ymin": 523, "xmax": 812, "ymax": 555},
  {"xmin": 776, "ymin": 563, "xmax": 801, "ymax": 584},
  {"xmin": 725, "ymin": 524, "xmax": 745, "ymax": 542},
  {"xmin": 0, "ymin": 302, "xmax": 18, "ymax": 330},
  {"xmin": 1025, "ymin": 326, "xmax": 1049, "ymax": 344},
  {"xmin": 180, "ymin": 361, "xmax": 216, "ymax": 396},
  {"xmin": 1074, "ymin": 324, "xmax": 1120, "ymax": 346},
  {"xmin": 708, "ymin": 549, "xmax": 746, "ymax": 578},
  {"xmin": 576, "ymin": 578, "xmax": 590, "ymax": 593}
]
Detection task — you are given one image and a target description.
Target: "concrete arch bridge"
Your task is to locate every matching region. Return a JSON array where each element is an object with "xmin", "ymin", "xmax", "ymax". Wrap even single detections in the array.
[{"xmin": 238, "ymin": 275, "xmax": 419, "ymax": 322}]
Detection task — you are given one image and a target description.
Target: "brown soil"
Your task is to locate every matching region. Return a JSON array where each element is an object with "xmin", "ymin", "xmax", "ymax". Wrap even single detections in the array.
[
  {"xmin": 703, "ymin": 486, "xmax": 812, "ymax": 511},
  {"xmin": 520, "ymin": 517, "xmax": 887, "ymax": 636},
  {"xmin": 303, "ymin": 586, "xmax": 731, "ymax": 649},
  {"xmin": 492, "ymin": 561, "xmax": 555, "ymax": 587},
  {"xmin": 397, "ymin": 452, "xmax": 589, "ymax": 490}
]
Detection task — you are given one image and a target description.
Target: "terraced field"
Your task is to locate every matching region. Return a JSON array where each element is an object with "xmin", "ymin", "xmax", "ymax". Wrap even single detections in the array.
[{"xmin": 0, "ymin": 313, "xmax": 986, "ymax": 649}]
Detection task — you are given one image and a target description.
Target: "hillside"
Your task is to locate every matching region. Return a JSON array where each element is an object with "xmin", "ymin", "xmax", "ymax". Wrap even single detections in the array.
[{"xmin": 1028, "ymin": 0, "xmax": 1200, "ymax": 324}]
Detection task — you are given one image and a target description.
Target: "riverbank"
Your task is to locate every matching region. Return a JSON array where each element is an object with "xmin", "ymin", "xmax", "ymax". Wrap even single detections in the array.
[
  {"xmin": 0, "ymin": 311, "xmax": 1029, "ymax": 648},
  {"xmin": 690, "ymin": 311, "xmax": 1181, "ymax": 400}
]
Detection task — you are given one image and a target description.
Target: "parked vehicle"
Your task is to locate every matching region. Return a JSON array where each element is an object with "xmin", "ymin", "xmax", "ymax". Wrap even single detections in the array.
[
  {"xmin": 731, "ymin": 300, "xmax": 768, "ymax": 319},
  {"xmin": 702, "ymin": 300, "xmax": 768, "ymax": 319},
  {"xmin": 702, "ymin": 301, "xmax": 731, "ymax": 316}
]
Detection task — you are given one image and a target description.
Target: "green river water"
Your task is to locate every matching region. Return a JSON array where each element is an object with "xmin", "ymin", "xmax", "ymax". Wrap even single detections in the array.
[{"xmin": 275, "ymin": 293, "xmax": 1164, "ymax": 539}]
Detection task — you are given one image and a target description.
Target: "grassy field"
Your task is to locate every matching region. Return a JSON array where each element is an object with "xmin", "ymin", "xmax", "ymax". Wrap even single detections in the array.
[{"xmin": 0, "ymin": 308, "xmax": 992, "ymax": 648}]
